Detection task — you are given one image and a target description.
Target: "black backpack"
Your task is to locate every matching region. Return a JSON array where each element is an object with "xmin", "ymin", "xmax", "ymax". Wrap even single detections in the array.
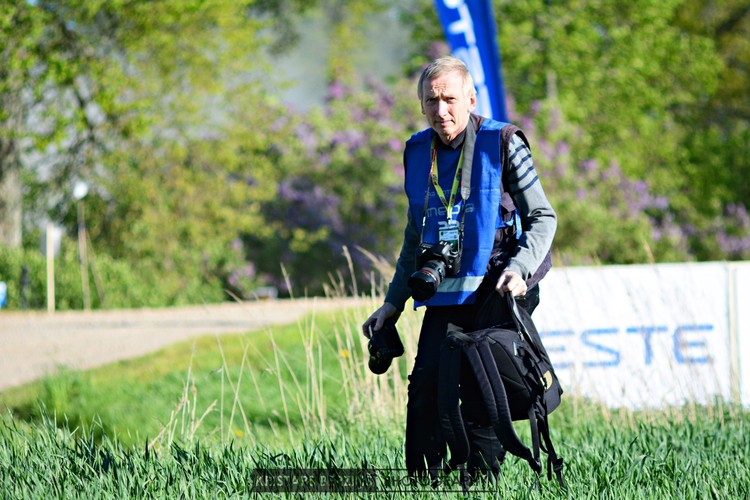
[{"xmin": 438, "ymin": 292, "xmax": 565, "ymax": 487}]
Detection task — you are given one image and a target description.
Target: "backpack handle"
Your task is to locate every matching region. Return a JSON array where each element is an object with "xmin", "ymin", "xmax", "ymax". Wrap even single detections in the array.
[
  {"xmin": 506, "ymin": 293, "xmax": 525, "ymax": 334},
  {"xmin": 506, "ymin": 293, "xmax": 548, "ymax": 360}
]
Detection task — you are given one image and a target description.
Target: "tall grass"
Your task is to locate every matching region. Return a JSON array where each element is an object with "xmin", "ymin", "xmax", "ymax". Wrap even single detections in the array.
[
  {"xmin": 143, "ymin": 294, "xmax": 425, "ymax": 451},
  {"xmin": 1, "ymin": 287, "xmax": 749, "ymax": 497},
  {"xmin": 2, "ymin": 397, "xmax": 749, "ymax": 497}
]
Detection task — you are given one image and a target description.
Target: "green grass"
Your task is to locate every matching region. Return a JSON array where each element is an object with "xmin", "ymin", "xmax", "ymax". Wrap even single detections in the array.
[
  {"xmin": 2, "ymin": 403, "xmax": 748, "ymax": 498},
  {"xmin": 0, "ymin": 299, "xmax": 417, "ymax": 448},
  {"xmin": 1, "ymin": 298, "xmax": 749, "ymax": 497}
]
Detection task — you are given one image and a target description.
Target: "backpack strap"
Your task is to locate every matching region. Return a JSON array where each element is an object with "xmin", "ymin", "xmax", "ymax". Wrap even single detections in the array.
[
  {"xmin": 474, "ymin": 338, "xmax": 542, "ymax": 475},
  {"xmin": 440, "ymin": 324, "xmax": 543, "ymax": 476},
  {"xmin": 460, "ymin": 117, "xmax": 477, "ymax": 202},
  {"xmin": 499, "ymin": 125, "xmax": 525, "ymax": 238},
  {"xmin": 508, "ymin": 293, "xmax": 553, "ymax": 366},
  {"xmin": 537, "ymin": 411, "xmax": 565, "ymax": 488},
  {"xmin": 499, "ymin": 124, "xmax": 525, "ymax": 211},
  {"xmin": 509, "ymin": 292, "xmax": 565, "ymax": 487},
  {"xmin": 440, "ymin": 322, "xmax": 563, "ymax": 487},
  {"xmin": 498, "ymin": 125, "xmax": 553, "ymax": 289}
]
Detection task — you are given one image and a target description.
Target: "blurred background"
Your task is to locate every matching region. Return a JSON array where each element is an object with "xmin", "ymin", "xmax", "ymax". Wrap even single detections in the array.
[{"xmin": 1, "ymin": 0, "xmax": 748, "ymax": 310}]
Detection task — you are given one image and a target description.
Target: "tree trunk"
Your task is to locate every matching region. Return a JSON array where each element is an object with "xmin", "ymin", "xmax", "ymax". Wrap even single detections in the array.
[{"xmin": 0, "ymin": 145, "xmax": 23, "ymax": 249}]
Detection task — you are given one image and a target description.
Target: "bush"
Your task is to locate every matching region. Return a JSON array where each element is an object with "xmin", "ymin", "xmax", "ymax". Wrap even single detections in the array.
[
  {"xmin": 0, "ymin": 241, "xmax": 227, "ymax": 311},
  {"xmin": 0, "ymin": 244, "xmax": 72, "ymax": 310}
]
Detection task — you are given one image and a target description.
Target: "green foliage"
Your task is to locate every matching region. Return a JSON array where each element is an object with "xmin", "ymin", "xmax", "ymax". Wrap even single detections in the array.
[
  {"xmin": 499, "ymin": 0, "xmax": 750, "ymax": 263},
  {"xmin": 2, "ymin": 406, "xmax": 748, "ymax": 497},
  {"xmin": 0, "ymin": 238, "xmax": 229, "ymax": 310},
  {"xmin": 238, "ymin": 78, "xmax": 423, "ymax": 295},
  {"xmin": 0, "ymin": 301, "xmax": 749, "ymax": 496},
  {"xmin": 396, "ymin": 0, "xmax": 750, "ymax": 264},
  {"xmin": 3, "ymin": 0, "xmax": 750, "ymax": 307},
  {"xmin": 496, "ymin": 1, "xmax": 718, "ymax": 195},
  {"xmin": 675, "ymin": 0, "xmax": 750, "ymax": 124},
  {"xmin": 89, "ymin": 140, "xmax": 265, "ymax": 304},
  {"xmin": 0, "ymin": 302, "xmax": 410, "ymax": 447},
  {"xmin": 0, "ymin": 240, "xmax": 99, "ymax": 310},
  {"xmin": 2, "ymin": 0, "xmax": 283, "ymax": 305}
]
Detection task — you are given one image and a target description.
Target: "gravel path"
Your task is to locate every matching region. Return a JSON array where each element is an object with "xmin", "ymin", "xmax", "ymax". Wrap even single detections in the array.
[{"xmin": 0, "ymin": 297, "xmax": 368, "ymax": 391}]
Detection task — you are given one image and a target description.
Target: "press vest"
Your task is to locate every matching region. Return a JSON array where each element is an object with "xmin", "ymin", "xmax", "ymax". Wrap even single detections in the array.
[{"xmin": 404, "ymin": 119, "xmax": 512, "ymax": 307}]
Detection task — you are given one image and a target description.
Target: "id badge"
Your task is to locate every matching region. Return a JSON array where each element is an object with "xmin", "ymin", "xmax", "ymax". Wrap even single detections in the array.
[{"xmin": 439, "ymin": 219, "xmax": 461, "ymax": 251}]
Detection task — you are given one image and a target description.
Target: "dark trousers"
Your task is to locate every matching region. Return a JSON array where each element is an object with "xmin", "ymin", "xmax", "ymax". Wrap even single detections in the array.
[{"xmin": 404, "ymin": 286, "xmax": 540, "ymax": 476}]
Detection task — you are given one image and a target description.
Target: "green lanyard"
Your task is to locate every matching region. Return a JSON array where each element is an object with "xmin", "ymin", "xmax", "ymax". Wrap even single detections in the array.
[{"xmin": 429, "ymin": 136, "xmax": 464, "ymax": 222}]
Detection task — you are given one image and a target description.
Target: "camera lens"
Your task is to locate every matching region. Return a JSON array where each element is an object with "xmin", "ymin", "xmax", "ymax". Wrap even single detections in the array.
[{"xmin": 408, "ymin": 259, "xmax": 446, "ymax": 302}]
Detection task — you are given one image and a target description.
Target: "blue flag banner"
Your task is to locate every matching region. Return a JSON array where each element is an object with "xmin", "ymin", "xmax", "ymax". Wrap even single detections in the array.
[{"xmin": 434, "ymin": 0, "xmax": 508, "ymax": 122}]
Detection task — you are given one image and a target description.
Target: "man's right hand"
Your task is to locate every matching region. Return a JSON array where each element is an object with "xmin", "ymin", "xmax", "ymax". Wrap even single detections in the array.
[{"xmin": 362, "ymin": 302, "xmax": 401, "ymax": 338}]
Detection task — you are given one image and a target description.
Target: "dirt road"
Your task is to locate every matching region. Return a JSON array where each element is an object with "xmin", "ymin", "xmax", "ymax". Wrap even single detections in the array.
[{"xmin": 0, "ymin": 297, "xmax": 368, "ymax": 391}]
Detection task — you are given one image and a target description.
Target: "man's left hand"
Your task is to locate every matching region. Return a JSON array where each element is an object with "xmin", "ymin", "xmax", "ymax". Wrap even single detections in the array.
[{"xmin": 495, "ymin": 270, "xmax": 527, "ymax": 297}]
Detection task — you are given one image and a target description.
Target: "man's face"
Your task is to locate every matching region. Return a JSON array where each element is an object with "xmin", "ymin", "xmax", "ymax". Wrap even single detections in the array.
[{"xmin": 421, "ymin": 71, "xmax": 476, "ymax": 144}]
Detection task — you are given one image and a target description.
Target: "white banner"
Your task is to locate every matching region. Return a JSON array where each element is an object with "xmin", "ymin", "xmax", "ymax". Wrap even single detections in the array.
[
  {"xmin": 533, "ymin": 262, "xmax": 739, "ymax": 409},
  {"xmin": 735, "ymin": 263, "xmax": 750, "ymax": 408}
]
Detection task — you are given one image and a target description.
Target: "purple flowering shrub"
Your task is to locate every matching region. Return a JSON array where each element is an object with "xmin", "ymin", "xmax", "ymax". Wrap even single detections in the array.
[
  {"xmin": 704, "ymin": 204, "xmax": 750, "ymax": 260},
  {"xmin": 231, "ymin": 81, "xmax": 749, "ymax": 297},
  {"xmin": 238, "ymin": 78, "xmax": 422, "ymax": 295},
  {"xmin": 516, "ymin": 100, "xmax": 750, "ymax": 264}
]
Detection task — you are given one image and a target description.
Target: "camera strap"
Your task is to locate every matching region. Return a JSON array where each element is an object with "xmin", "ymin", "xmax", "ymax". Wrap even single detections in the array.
[
  {"xmin": 460, "ymin": 119, "xmax": 476, "ymax": 202},
  {"xmin": 420, "ymin": 121, "xmax": 477, "ymax": 243},
  {"xmin": 428, "ymin": 138, "xmax": 464, "ymax": 221}
]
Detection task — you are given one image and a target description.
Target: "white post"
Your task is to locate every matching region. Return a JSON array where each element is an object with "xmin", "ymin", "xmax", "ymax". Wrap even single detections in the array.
[
  {"xmin": 78, "ymin": 201, "xmax": 91, "ymax": 310},
  {"xmin": 73, "ymin": 181, "xmax": 90, "ymax": 310},
  {"xmin": 46, "ymin": 222, "xmax": 55, "ymax": 313}
]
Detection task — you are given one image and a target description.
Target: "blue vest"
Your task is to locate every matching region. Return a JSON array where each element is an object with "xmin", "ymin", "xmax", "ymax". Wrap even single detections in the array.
[{"xmin": 404, "ymin": 119, "xmax": 510, "ymax": 307}]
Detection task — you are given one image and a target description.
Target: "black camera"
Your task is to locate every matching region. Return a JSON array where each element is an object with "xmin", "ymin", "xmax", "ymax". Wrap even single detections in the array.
[
  {"xmin": 367, "ymin": 320, "xmax": 404, "ymax": 375},
  {"xmin": 407, "ymin": 242, "xmax": 462, "ymax": 302}
]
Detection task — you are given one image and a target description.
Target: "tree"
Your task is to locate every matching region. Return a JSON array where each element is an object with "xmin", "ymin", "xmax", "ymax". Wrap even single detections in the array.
[
  {"xmin": 398, "ymin": 0, "xmax": 750, "ymax": 263},
  {"xmin": 675, "ymin": 0, "xmax": 750, "ymax": 124},
  {"xmin": 1, "ymin": 3, "xmax": 45, "ymax": 247},
  {"xmin": 0, "ymin": 0, "xmax": 269, "ymax": 249},
  {"xmin": 674, "ymin": 0, "xmax": 750, "ymax": 249},
  {"xmin": 235, "ymin": 77, "xmax": 422, "ymax": 296}
]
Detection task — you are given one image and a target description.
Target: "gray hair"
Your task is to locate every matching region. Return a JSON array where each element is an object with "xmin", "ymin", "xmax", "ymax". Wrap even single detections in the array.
[{"xmin": 417, "ymin": 56, "xmax": 476, "ymax": 101}]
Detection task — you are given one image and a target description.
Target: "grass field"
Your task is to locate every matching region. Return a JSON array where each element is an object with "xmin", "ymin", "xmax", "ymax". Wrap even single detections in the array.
[{"xmin": 1, "ymin": 298, "xmax": 749, "ymax": 497}]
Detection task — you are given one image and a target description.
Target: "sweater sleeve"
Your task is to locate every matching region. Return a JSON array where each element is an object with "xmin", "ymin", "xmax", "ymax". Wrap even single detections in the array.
[
  {"xmin": 383, "ymin": 210, "xmax": 420, "ymax": 310},
  {"xmin": 504, "ymin": 133, "xmax": 557, "ymax": 280}
]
